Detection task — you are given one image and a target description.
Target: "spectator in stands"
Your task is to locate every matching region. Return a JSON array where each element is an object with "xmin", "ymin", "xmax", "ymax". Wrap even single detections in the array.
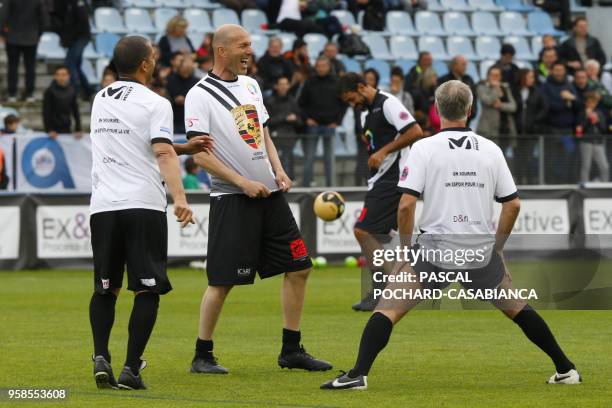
[
  {"xmin": 404, "ymin": 51, "xmax": 432, "ymax": 93},
  {"xmin": 477, "ymin": 66, "xmax": 517, "ymax": 155},
  {"xmin": 516, "ymin": 68, "xmax": 548, "ymax": 184},
  {"xmin": 272, "ymin": 0, "xmax": 326, "ymax": 37},
  {"xmin": 576, "ymin": 91, "xmax": 609, "ymax": 183},
  {"xmin": 533, "ymin": 0, "xmax": 571, "ymax": 31},
  {"xmin": 289, "ymin": 64, "xmax": 311, "ymax": 100},
  {"xmin": 363, "ymin": 68, "xmax": 380, "ymax": 89},
  {"xmin": 0, "ymin": 0, "xmax": 48, "ymax": 102},
  {"xmin": 265, "ymin": 76, "xmax": 303, "ymax": 180},
  {"xmin": 389, "ymin": 67, "xmax": 414, "ymax": 113},
  {"xmin": 166, "ymin": 55, "xmax": 199, "ymax": 135},
  {"xmin": 537, "ymin": 47, "xmax": 558, "ymax": 84},
  {"xmin": 56, "ymin": 0, "xmax": 92, "ymax": 100},
  {"xmin": 349, "ymin": 0, "xmax": 385, "ymax": 31},
  {"xmin": 558, "ymin": 17, "xmax": 607, "ymax": 74},
  {"xmin": 100, "ymin": 72, "xmax": 116, "ymax": 88},
  {"xmin": 246, "ymin": 54, "xmax": 263, "ymax": 86},
  {"xmin": 183, "ymin": 157, "xmax": 202, "ymax": 190},
  {"xmin": 196, "ymin": 33, "xmax": 214, "ymax": 61},
  {"xmin": 303, "ymin": 0, "xmax": 343, "ymax": 37},
  {"xmin": 438, "ymin": 55, "xmax": 478, "ymax": 124},
  {"xmin": 158, "ymin": 16, "xmax": 195, "ymax": 67},
  {"xmin": 42, "ymin": 65, "xmax": 81, "ymax": 139},
  {"xmin": 0, "ymin": 140, "xmax": 7, "ymax": 189},
  {"xmin": 411, "ymin": 68, "xmax": 437, "ymax": 132},
  {"xmin": 403, "ymin": 0, "xmax": 427, "ymax": 13},
  {"xmin": 322, "ymin": 42, "xmax": 346, "ymax": 77},
  {"xmin": 284, "ymin": 38, "xmax": 311, "ymax": 73},
  {"xmin": 495, "ymin": 44, "xmax": 521, "ymax": 102},
  {"xmin": 1, "ymin": 114, "xmax": 20, "ymax": 134},
  {"xmin": 298, "ymin": 56, "xmax": 345, "ymax": 186},
  {"xmin": 538, "ymin": 35, "xmax": 558, "ymax": 60},
  {"xmin": 218, "ymin": 0, "xmax": 256, "ymax": 14},
  {"xmin": 584, "ymin": 59, "xmax": 612, "ymax": 109},
  {"xmin": 573, "ymin": 68, "xmax": 591, "ymax": 102},
  {"xmin": 258, "ymin": 37, "xmax": 294, "ymax": 91},
  {"xmin": 541, "ymin": 62, "xmax": 581, "ymax": 183}
]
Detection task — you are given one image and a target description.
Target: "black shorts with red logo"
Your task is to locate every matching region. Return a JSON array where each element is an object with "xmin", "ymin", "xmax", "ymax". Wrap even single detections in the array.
[
  {"xmin": 354, "ymin": 180, "xmax": 402, "ymax": 235},
  {"xmin": 206, "ymin": 191, "xmax": 312, "ymax": 286}
]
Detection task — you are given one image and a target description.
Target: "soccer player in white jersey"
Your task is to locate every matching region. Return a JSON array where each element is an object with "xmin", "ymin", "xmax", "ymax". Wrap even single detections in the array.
[
  {"xmin": 88, "ymin": 36, "xmax": 212, "ymax": 390},
  {"xmin": 321, "ymin": 80, "xmax": 581, "ymax": 390},
  {"xmin": 184, "ymin": 25, "xmax": 332, "ymax": 374}
]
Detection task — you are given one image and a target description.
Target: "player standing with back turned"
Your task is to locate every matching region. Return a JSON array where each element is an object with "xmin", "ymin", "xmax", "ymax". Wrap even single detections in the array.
[{"xmin": 88, "ymin": 36, "xmax": 212, "ymax": 390}]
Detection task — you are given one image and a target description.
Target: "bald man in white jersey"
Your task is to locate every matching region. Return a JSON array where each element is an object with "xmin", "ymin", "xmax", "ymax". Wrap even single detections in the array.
[{"xmin": 185, "ymin": 25, "xmax": 332, "ymax": 374}]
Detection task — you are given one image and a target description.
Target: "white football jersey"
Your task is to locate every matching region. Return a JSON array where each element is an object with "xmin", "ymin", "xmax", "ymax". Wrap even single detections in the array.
[{"xmin": 89, "ymin": 79, "xmax": 174, "ymax": 214}]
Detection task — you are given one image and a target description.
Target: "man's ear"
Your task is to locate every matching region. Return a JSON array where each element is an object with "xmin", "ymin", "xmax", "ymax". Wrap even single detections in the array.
[{"xmin": 357, "ymin": 83, "xmax": 367, "ymax": 94}]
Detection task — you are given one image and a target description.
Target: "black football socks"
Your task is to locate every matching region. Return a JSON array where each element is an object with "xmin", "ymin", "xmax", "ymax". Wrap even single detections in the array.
[
  {"xmin": 282, "ymin": 328, "xmax": 301, "ymax": 354},
  {"xmin": 513, "ymin": 304, "xmax": 575, "ymax": 373},
  {"xmin": 89, "ymin": 292, "xmax": 117, "ymax": 363},
  {"xmin": 195, "ymin": 338, "xmax": 214, "ymax": 360},
  {"xmin": 349, "ymin": 312, "xmax": 393, "ymax": 377},
  {"xmin": 125, "ymin": 292, "xmax": 159, "ymax": 375}
]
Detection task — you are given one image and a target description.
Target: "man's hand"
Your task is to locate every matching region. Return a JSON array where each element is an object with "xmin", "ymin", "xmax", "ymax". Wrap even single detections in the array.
[
  {"xmin": 275, "ymin": 171, "xmax": 292, "ymax": 192},
  {"xmin": 306, "ymin": 118, "xmax": 318, "ymax": 127},
  {"xmin": 328, "ymin": 123, "xmax": 337, "ymax": 129},
  {"xmin": 174, "ymin": 95, "xmax": 185, "ymax": 106},
  {"xmin": 238, "ymin": 178, "xmax": 272, "ymax": 198},
  {"xmin": 368, "ymin": 150, "xmax": 386, "ymax": 169},
  {"xmin": 493, "ymin": 100, "xmax": 502, "ymax": 109},
  {"xmin": 568, "ymin": 61, "xmax": 582, "ymax": 70},
  {"xmin": 174, "ymin": 199, "xmax": 194, "ymax": 228},
  {"xmin": 560, "ymin": 90, "xmax": 575, "ymax": 101},
  {"xmin": 180, "ymin": 135, "xmax": 213, "ymax": 155},
  {"xmin": 286, "ymin": 113, "xmax": 297, "ymax": 122},
  {"xmin": 49, "ymin": 131, "xmax": 58, "ymax": 139}
]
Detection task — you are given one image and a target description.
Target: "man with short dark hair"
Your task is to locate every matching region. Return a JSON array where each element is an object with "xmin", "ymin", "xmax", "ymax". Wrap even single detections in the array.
[
  {"xmin": 537, "ymin": 47, "xmax": 558, "ymax": 84},
  {"xmin": 257, "ymin": 37, "xmax": 293, "ymax": 91},
  {"xmin": 558, "ymin": 17, "xmax": 606, "ymax": 73},
  {"xmin": 321, "ymin": 80, "xmax": 581, "ymax": 390},
  {"xmin": 88, "ymin": 35, "xmax": 211, "ymax": 391},
  {"xmin": 404, "ymin": 51, "xmax": 432, "ymax": 93},
  {"xmin": 42, "ymin": 65, "xmax": 81, "ymax": 139},
  {"xmin": 496, "ymin": 44, "xmax": 521, "ymax": 102}
]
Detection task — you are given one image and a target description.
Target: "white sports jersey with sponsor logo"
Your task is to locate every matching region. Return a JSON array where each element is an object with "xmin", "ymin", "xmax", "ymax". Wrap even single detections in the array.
[
  {"xmin": 184, "ymin": 73, "xmax": 276, "ymax": 195},
  {"xmin": 397, "ymin": 128, "xmax": 518, "ymax": 235},
  {"xmin": 89, "ymin": 79, "xmax": 173, "ymax": 214}
]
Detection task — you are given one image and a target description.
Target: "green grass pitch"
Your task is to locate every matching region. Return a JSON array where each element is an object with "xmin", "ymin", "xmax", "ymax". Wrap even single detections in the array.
[{"xmin": 1, "ymin": 265, "xmax": 611, "ymax": 408}]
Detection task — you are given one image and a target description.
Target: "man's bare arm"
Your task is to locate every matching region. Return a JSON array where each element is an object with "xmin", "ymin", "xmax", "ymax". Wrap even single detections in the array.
[
  {"xmin": 378, "ymin": 124, "xmax": 424, "ymax": 156},
  {"xmin": 397, "ymin": 193, "xmax": 418, "ymax": 248},
  {"xmin": 495, "ymin": 197, "xmax": 520, "ymax": 252},
  {"xmin": 263, "ymin": 126, "xmax": 291, "ymax": 192}
]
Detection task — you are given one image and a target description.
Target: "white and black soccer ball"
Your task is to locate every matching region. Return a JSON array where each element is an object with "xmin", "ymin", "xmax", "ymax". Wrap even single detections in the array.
[{"xmin": 313, "ymin": 191, "xmax": 346, "ymax": 222}]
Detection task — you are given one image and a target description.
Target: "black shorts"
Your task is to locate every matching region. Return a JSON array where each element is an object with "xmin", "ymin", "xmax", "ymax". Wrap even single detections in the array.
[
  {"xmin": 206, "ymin": 192, "xmax": 312, "ymax": 286},
  {"xmin": 354, "ymin": 180, "xmax": 402, "ymax": 235},
  {"xmin": 91, "ymin": 209, "xmax": 171, "ymax": 295}
]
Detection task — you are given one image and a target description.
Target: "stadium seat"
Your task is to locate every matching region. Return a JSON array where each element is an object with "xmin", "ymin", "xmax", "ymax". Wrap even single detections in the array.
[
  {"xmin": 468, "ymin": 0, "xmax": 502, "ymax": 11},
  {"xmin": 187, "ymin": 32, "xmax": 204, "ymax": 48},
  {"xmin": 496, "ymin": 0, "xmax": 535, "ymax": 12},
  {"xmin": 184, "ymin": 9, "xmax": 213, "ymax": 33},
  {"xmin": 95, "ymin": 32, "xmax": 120, "ymax": 58},
  {"xmin": 83, "ymin": 41, "xmax": 100, "ymax": 59},
  {"xmin": 188, "ymin": 0, "xmax": 222, "ymax": 8},
  {"xmin": 443, "ymin": 12, "xmax": 475, "ymax": 36},
  {"xmin": 330, "ymin": 10, "xmax": 356, "ymax": 28},
  {"xmin": 394, "ymin": 59, "xmax": 416, "ymax": 75},
  {"xmin": 250, "ymin": 33, "xmax": 267, "ymax": 58},
  {"xmin": 242, "ymin": 9, "xmax": 268, "ymax": 32},
  {"xmin": 479, "ymin": 59, "xmax": 496, "ymax": 79},
  {"xmin": 432, "ymin": 60, "xmax": 449, "ymax": 76},
  {"xmin": 154, "ymin": 8, "xmax": 179, "ymax": 32},
  {"xmin": 569, "ymin": 0, "xmax": 588, "ymax": 12},
  {"xmin": 531, "ymin": 36, "xmax": 543, "ymax": 57},
  {"xmin": 125, "ymin": 0, "xmax": 157, "ymax": 8},
  {"xmin": 94, "ymin": 8, "xmax": 128, "ymax": 34},
  {"xmin": 304, "ymin": 33, "xmax": 327, "ymax": 59},
  {"xmin": 475, "ymin": 36, "xmax": 501, "ymax": 59},
  {"xmin": 362, "ymin": 34, "xmax": 394, "ymax": 60},
  {"xmin": 124, "ymin": 8, "xmax": 156, "ymax": 34},
  {"xmin": 278, "ymin": 32, "xmax": 296, "ymax": 53},
  {"xmin": 385, "ymin": 11, "xmax": 416, "ymax": 36},
  {"xmin": 504, "ymin": 36, "xmax": 535, "ymax": 60},
  {"xmin": 415, "ymin": 12, "xmax": 446, "ymax": 36},
  {"xmin": 212, "ymin": 8, "xmax": 240, "ymax": 28},
  {"xmin": 81, "ymin": 59, "xmax": 98, "ymax": 85},
  {"xmin": 499, "ymin": 12, "xmax": 531, "ymax": 36},
  {"xmin": 440, "ymin": 0, "xmax": 472, "ymax": 11},
  {"xmin": 364, "ymin": 59, "xmax": 391, "ymax": 86},
  {"xmin": 390, "ymin": 36, "xmax": 418, "ymax": 60},
  {"xmin": 418, "ymin": 36, "xmax": 450, "ymax": 60},
  {"xmin": 471, "ymin": 12, "xmax": 502, "ymax": 36},
  {"xmin": 447, "ymin": 37, "xmax": 479, "ymax": 60},
  {"xmin": 96, "ymin": 58, "xmax": 111, "ymax": 83},
  {"xmin": 340, "ymin": 56, "xmax": 361, "ymax": 73},
  {"xmin": 527, "ymin": 11, "xmax": 565, "ymax": 36},
  {"xmin": 37, "ymin": 32, "xmax": 65, "ymax": 59},
  {"xmin": 466, "ymin": 61, "xmax": 480, "ymax": 81},
  {"xmin": 514, "ymin": 60, "xmax": 533, "ymax": 69},
  {"xmin": 160, "ymin": 0, "xmax": 187, "ymax": 8},
  {"xmin": 426, "ymin": 0, "xmax": 446, "ymax": 11}
]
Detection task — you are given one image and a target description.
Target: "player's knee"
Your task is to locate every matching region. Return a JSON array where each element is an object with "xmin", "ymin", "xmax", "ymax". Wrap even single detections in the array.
[
  {"xmin": 374, "ymin": 309, "xmax": 402, "ymax": 325},
  {"xmin": 285, "ymin": 268, "xmax": 310, "ymax": 282},
  {"xmin": 353, "ymin": 227, "xmax": 371, "ymax": 243},
  {"xmin": 206, "ymin": 285, "xmax": 233, "ymax": 301}
]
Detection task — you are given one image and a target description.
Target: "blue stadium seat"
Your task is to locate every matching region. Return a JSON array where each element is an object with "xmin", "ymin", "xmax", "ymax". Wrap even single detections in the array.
[
  {"xmin": 364, "ymin": 59, "xmax": 391, "ymax": 86},
  {"xmin": 499, "ymin": 12, "xmax": 531, "ymax": 36},
  {"xmin": 527, "ymin": 11, "xmax": 565, "ymax": 36},
  {"xmin": 394, "ymin": 59, "xmax": 416, "ymax": 75},
  {"xmin": 124, "ymin": 0, "xmax": 157, "ymax": 8},
  {"xmin": 471, "ymin": 12, "xmax": 502, "ymax": 36},
  {"xmin": 468, "ymin": 0, "xmax": 502, "ymax": 11},
  {"xmin": 386, "ymin": 11, "xmax": 416, "ymax": 35},
  {"xmin": 94, "ymin": 8, "xmax": 128, "ymax": 34},
  {"xmin": 390, "ymin": 36, "xmax": 418, "ymax": 60},
  {"xmin": 96, "ymin": 58, "xmax": 111, "ymax": 83},
  {"xmin": 447, "ymin": 37, "xmax": 479, "ymax": 60},
  {"xmin": 83, "ymin": 41, "xmax": 100, "ymax": 59},
  {"xmin": 330, "ymin": 10, "xmax": 356, "ymax": 28},
  {"xmin": 531, "ymin": 35, "xmax": 543, "ymax": 57},
  {"xmin": 37, "ymin": 32, "xmax": 65, "ymax": 59},
  {"xmin": 432, "ymin": 60, "xmax": 449, "ymax": 76},
  {"xmin": 443, "ymin": 12, "xmax": 474, "ymax": 36},
  {"xmin": 475, "ymin": 36, "xmax": 501, "ymax": 59},
  {"xmin": 241, "ymin": 9, "xmax": 268, "ymax": 32},
  {"xmin": 184, "ymin": 9, "xmax": 213, "ymax": 33},
  {"xmin": 212, "ymin": 8, "xmax": 240, "ymax": 28},
  {"xmin": 304, "ymin": 33, "xmax": 327, "ymax": 59},
  {"xmin": 124, "ymin": 8, "xmax": 156, "ymax": 34},
  {"xmin": 154, "ymin": 8, "xmax": 179, "ymax": 32},
  {"xmin": 278, "ymin": 32, "xmax": 296, "ymax": 53},
  {"xmin": 415, "ymin": 11, "xmax": 446, "ymax": 36},
  {"xmin": 504, "ymin": 36, "xmax": 535, "ymax": 60},
  {"xmin": 440, "ymin": 0, "xmax": 472, "ymax": 11},
  {"xmin": 362, "ymin": 34, "xmax": 394, "ymax": 60},
  {"xmin": 514, "ymin": 60, "xmax": 533, "ymax": 69},
  {"xmin": 250, "ymin": 34, "xmax": 267, "ymax": 58},
  {"xmin": 340, "ymin": 56, "xmax": 361, "ymax": 73},
  {"xmin": 95, "ymin": 32, "xmax": 120, "ymax": 58},
  {"xmin": 188, "ymin": 0, "xmax": 222, "ymax": 8},
  {"xmin": 569, "ymin": 0, "xmax": 587, "ymax": 12},
  {"xmin": 418, "ymin": 36, "xmax": 450, "ymax": 60},
  {"xmin": 81, "ymin": 59, "xmax": 98, "ymax": 85},
  {"xmin": 479, "ymin": 59, "xmax": 496, "ymax": 79},
  {"xmin": 187, "ymin": 32, "xmax": 204, "ymax": 48},
  {"xmin": 466, "ymin": 61, "xmax": 480, "ymax": 81},
  {"xmin": 160, "ymin": 0, "xmax": 187, "ymax": 8},
  {"xmin": 426, "ymin": 0, "xmax": 446, "ymax": 11},
  {"xmin": 496, "ymin": 0, "xmax": 535, "ymax": 11}
]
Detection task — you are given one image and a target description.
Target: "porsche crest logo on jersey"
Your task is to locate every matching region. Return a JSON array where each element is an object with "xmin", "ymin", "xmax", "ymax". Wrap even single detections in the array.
[{"xmin": 232, "ymin": 104, "xmax": 261, "ymax": 149}]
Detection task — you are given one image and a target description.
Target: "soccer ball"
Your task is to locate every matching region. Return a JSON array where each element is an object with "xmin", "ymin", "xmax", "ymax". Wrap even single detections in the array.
[{"xmin": 314, "ymin": 191, "xmax": 345, "ymax": 221}]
